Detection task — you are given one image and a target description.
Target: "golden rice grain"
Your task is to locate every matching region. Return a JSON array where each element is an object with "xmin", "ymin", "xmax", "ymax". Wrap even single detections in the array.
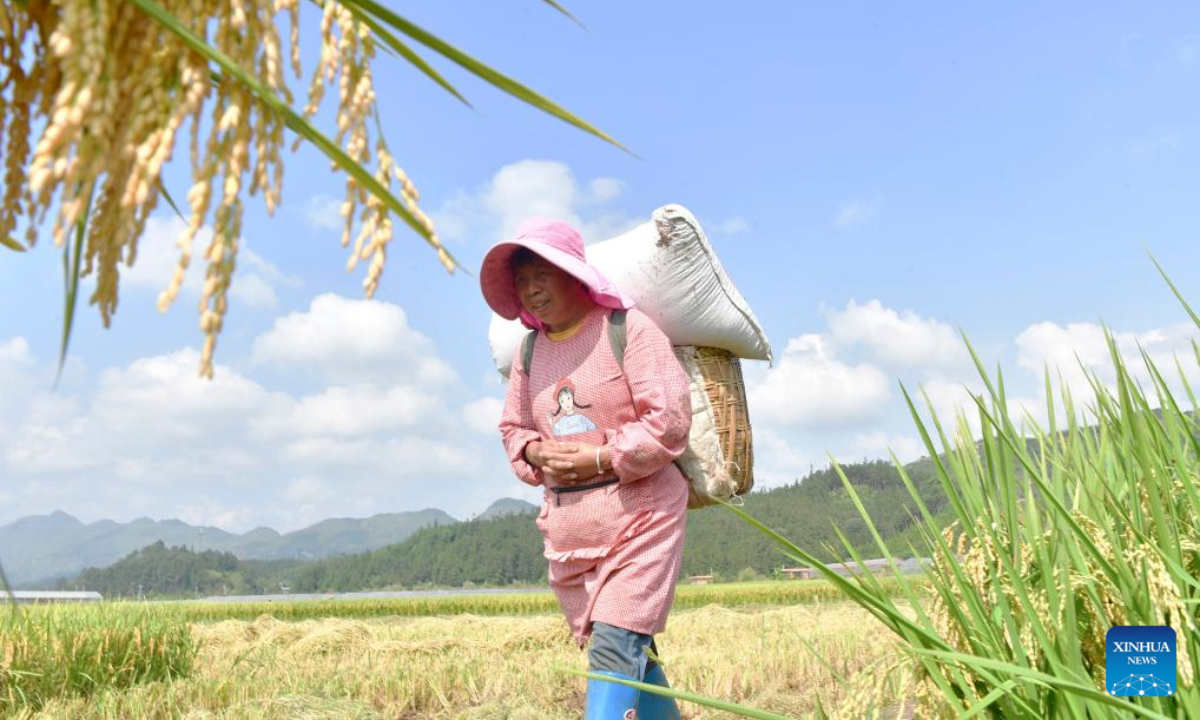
[{"xmin": 2, "ymin": 1, "xmax": 449, "ymax": 377}]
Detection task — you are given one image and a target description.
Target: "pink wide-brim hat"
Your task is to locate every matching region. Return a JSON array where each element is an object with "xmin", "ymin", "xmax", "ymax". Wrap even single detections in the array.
[{"xmin": 480, "ymin": 218, "xmax": 634, "ymax": 330}]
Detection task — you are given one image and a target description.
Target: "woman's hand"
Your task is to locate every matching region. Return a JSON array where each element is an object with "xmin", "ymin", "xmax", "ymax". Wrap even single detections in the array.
[{"xmin": 526, "ymin": 440, "xmax": 611, "ymax": 484}]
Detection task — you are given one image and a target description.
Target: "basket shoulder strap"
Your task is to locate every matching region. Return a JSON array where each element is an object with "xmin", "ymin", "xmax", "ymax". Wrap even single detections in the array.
[
  {"xmin": 521, "ymin": 330, "xmax": 538, "ymax": 375},
  {"xmin": 608, "ymin": 309, "xmax": 628, "ymax": 371}
]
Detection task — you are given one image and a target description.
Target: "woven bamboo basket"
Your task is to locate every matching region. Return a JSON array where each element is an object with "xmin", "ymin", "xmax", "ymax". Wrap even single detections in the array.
[{"xmin": 677, "ymin": 346, "xmax": 755, "ymax": 509}]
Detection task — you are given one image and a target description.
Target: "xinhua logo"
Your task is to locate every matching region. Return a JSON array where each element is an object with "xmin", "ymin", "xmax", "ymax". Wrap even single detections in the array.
[{"xmin": 1106, "ymin": 626, "xmax": 1176, "ymax": 697}]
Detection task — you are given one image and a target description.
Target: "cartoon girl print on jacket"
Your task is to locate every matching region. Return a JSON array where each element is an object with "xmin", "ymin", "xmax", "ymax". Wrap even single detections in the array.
[{"xmin": 548, "ymin": 378, "xmax": 599, "ymax": 437}]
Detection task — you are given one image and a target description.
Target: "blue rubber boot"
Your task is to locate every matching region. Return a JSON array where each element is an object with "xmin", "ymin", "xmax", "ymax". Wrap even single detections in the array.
[
  {"xmin": 636, "ymin": 664, "xmax": 681, "ymax": 720},
  {"xmin": 585, "ymin": 671, "xmax": 641, "ymax": 719}
]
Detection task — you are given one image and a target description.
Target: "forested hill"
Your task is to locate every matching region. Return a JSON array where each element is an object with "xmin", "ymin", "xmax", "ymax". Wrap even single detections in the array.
[
  {"xmin": 62, "ymin": 541, "xmax": 305, "ymax": 599},
  {"xmin": 286, "ymin": 458, "xmax": 949, "ymax": 592}
]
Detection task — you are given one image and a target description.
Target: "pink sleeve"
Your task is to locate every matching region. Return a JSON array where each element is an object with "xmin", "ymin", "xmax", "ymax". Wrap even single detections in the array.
[
  {"xmin": 499, "ymin": 347, "xmax": 545, "ymax": 487},
  {"xmin": 605, "ymin": 310, "xmax": 692, "ymax": 483}
]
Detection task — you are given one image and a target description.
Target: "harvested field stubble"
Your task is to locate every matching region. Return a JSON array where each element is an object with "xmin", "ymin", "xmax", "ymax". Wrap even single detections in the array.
[{"xmin": 19, "ymin": 601, "xmax": 906, "ymax": 719}]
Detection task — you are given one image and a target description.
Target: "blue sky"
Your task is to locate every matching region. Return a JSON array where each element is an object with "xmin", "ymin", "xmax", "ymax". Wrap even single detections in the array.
[{"xmin": 3, "ymin": 2, "xmax": 1200, "ymax": 531}]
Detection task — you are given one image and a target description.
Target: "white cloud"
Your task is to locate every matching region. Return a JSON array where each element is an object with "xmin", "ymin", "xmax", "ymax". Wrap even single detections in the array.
[
  {"xmin": 5, "ymin": 394, "xmax": 96, "ymax": 473},
  {"xmin": 748, "ymin": 333, "xmax": 891, "ymax": 429},
  {"xmin": 833, "ymin": 199, "xmax": 876, "ymax": 229},
  {"xmin": 176, "ymin": 498, "xmax": 257, "ymax": 532},
  {"xmin": 748, "ymin": 427, "xmax": 821, "ymax": 487},
  {"xmin": 917, "ymin": 379, "xmax": 984, "ymax": 437},
  {"xmin": 1005, "ymin": 393, "xmax": 1051, "ymax": 433},
  {"xmin": 253, "ymin": 384, "xmax": 446, "ymax": 438},
  {"xmin": 5, "ymin": 349, "xmax": 274, "ymax": 488},
  {"xmin": 378, "ymin": 436, "xmax": 486, "ymax": 477},
  {"xmin": 93, "ymin": 348, "xmax": 271, "ymax": 442},
  {"xmin": 122, "ymin": 217, "xmax": 207, "ymax": 295},
  {"xmin": 0, "ymin": 337, "xmax": 38, "ymax": 423},
  {"xmin": 277, "ymin": 434, "xmax": 483, "ymax": 479},
  {"xmin": 484, "ymin": 160, "xmax": 583, "ymax": 242},
  {"xmin": 251, "ymin": 293, "xmax": 457, "ymax": 386},
  {"xmin": 431, "ymin": 160, "xmax": 638, "ymax": 249},
  {"xmin": 586, "ymin": 178, "xmax": 625, "ymax": 205},
  {"xmin": 824, "ymin": 299, "xmax": 967, "ymax": 368},
  {"xmin": 304, "ymin": 194, "xmax": 343, "ymax": 232},
  {"xmin": 0, "ymin": 337, "xmax": 33, "ymax": 365},
  {"xmin": 0, "ymin": 306, "xmax": 507, "ymax": 531},
  {"xmin": 284, "ymin": 476, "xmax": 337, "ymax": 504},
  {"xmin": 1016, "ymin": 321, "xmax": 1111, "ymax": 379},
  {"xmin": 844, "ymin": 431, "xmax": 925, "ymax": 465},
  {"xmin": 431, "ymin": 189, "xmax": 476, "ymax": 244},
  {"xmin": 230, "ymin": 271, "xmax": 278, "ymax": 309},
  {"xmin": 280, "ymin": 436, "xmax": 372, "ymax": 466},
  {"xmin": 1015, "ymin": 320, "xmax": 1199, "ymax": 402},
  {"xmin": 743, "ymin": 300, "xmax": 974, "ymax": 486},
  {"xmin": 121, "ymin": 217, "xmax": 296, "ymax": 310},
  {"xmin": 462, "ymin": 396, "xmax": 503, "ymax": 436},
  {"xmin": 230, "ymin": 247, "xmax": 303, "ymax": 310}
]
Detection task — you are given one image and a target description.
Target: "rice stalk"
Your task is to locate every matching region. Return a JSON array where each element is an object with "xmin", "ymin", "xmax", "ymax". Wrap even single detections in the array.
[{"xmin": 722, "ymin": 263, "xmax": 1200, "ymax": 718}]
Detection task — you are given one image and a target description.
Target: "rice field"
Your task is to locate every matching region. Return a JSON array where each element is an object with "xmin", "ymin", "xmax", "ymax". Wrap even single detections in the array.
[
  {"xmin": 2, "ymin": 595, "xmax": 913, "ymax": 719},
  {"xmin": 0, "ymin": 604, "xmax": 193, "ymax": 714},
  {"xmin": 12, "ymin": 280, "xmax": 1197, "ymax": 719},
  {"xmin": 162, "ymin": 577, "xmax": 918, "ymax": 623}
]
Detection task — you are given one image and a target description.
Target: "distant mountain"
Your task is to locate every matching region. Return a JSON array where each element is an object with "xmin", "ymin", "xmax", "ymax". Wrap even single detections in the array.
[
  {"xmin": 2, "ymin": 507, "xmax": 457, "ymax": 587},
  {"xmin": 286, "ymin": 459, "xmax": 951, "ymax": 592},
  {"xmin": 235, "ymin": 510, "xmax": 458, "ymax": 560},
  {"xmin": 476, "ymin": 498, "xmax": 538, "ymax": 521}
]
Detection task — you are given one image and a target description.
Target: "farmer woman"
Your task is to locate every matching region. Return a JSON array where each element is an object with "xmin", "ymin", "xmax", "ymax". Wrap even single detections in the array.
[{"xmin": 482, "ymin": 218, "xmax": 691, "ymax": 719}]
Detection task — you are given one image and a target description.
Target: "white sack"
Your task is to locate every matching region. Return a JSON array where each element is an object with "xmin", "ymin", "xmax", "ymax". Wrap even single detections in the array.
[{"xmin": 489, "ymin": 204, "xmax": 772, "ymax": 378}]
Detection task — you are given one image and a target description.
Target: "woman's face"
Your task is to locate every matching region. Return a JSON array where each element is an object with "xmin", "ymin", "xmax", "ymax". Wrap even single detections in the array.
[{"xmin": 513, "ymin": 254, "xmax": 593, "ymax": 331}]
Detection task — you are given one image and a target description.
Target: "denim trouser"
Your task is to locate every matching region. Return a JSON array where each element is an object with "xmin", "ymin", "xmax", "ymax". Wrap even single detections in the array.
[{"xmin": 588, "ymin": 621, "xmax": 659, "ymax": 680}]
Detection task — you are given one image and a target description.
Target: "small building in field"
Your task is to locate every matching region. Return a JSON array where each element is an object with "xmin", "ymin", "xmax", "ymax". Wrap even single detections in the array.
[
  {"xmin": 827, "ymin": 558, "xmax": 893, "ymax": 576},
  {"xmin": 780, "ymin": 567, "xmax": 819, "ymax": 580},
  {"xmin": 688, "ymin": 575, "xmax": 714, "ymax": 585},
  {"xmin": 782, "ymin": 558, "xmax": 901, "ymax": 581},
  {"xmin": 3, "ymin": 591, "xmax": 104, "ymax": 605}
]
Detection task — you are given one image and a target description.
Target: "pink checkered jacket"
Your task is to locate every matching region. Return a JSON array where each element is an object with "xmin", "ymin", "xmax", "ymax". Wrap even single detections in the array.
[{"xmin": 499, "ymin": 306, "xmax": 692, "ymax": 642}]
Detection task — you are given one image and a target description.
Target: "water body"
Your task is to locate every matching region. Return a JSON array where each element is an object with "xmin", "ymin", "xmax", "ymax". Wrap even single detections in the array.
[{"xmin": 201, "ymin": 587, "xmax": 552, "ymax": 603}]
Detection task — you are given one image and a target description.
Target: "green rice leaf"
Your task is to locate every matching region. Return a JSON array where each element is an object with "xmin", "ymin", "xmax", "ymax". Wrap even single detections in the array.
[
  {"xmin": 555, "ymin": 666, "xmax": 793, "ymax": 719},
  {"xmin": 0, "ymin": 560, "xmax": 17, "ymax": 618},
  {"xmin": 1, "ymin": 236, "xmax": 26, "ymax": 252},
  {"xmin": 537, "ymin": 0, "xmax": 585, "ymax": 27},
  {"xmin": 1149, "ymin": 251, "xmax": 1200, "ymax": 329},
  {"xmin": 56, "ymin": 182, "xmax": 94, "ymax": 390},
  {"xmin": 157, "ymin": 181, "xmax": 187, "ymax": 224},
  {"xmin": 340, "ymin": 0, "xmax": 632, "ymax": 154},
  {"xmin": 909, "ymin": 648, "xmax": 1173, "ymax": 719},
  {"xmin": 957, "ymin": 679, "xmax": 1021, "ymax": 719},
  {"xmin": 342, "ymin": 2, "xmax": 472, "ymax": 107}
]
